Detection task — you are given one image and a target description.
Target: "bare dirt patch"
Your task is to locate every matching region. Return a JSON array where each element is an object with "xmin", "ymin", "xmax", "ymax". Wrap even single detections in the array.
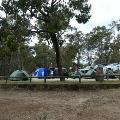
[{"xmin": 0, "ymin": 89, "xmax": 120, "ymax": 120}]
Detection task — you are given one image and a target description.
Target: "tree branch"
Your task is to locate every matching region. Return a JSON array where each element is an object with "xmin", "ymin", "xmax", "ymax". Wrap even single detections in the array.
[
  {"xmin": 30, "ymin": 30, "xmax": 50, "ymax": 34},
  {"xmin": 29, "ymin": 8, "xmax": 49, "ymax": 22},
  {"xmin": 39, "ymin": 9, "xmax": 47, "ymax": 17},
  {"xmin": 33, "ymin": 13, "xmax": 49, "ymax": 22},
  {"xmin": 53, "ymin": 0, "xmax": 62, "ymax": 6},
  {"xmin": 29, "ymin": 1, "xmax": 48, "ymax": 21}
]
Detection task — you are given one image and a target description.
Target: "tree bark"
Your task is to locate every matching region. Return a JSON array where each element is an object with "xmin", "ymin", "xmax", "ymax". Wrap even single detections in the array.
[{"xmin": 50, "ymin": 33, "xmax": 65, "ymax": 81}]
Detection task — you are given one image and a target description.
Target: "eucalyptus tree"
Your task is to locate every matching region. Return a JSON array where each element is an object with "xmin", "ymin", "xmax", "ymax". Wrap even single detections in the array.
[
  {"xmin": 34, "ymin": 42, "xmax": 56, "ymax": 67},
  {"xmin": 86, "ymin": 26, "xmax": 113, "ymax": 64},
  {"xmin": 0, "ymin": 18, "xmax": 17, "ymax": 75},
  {"xmin": 0, "ymin": 0, "xmax": 91, "ymax": 81},
  {"xmin": 18, "ymin": 44, "xmax": 36, "ymax": 73},
  {"xmin": 0, "ymin": 16, "xmax": 32, "ymax": 75},
  {"xmin": 110, "ymin": 34, "xmax": 120, "ymax": 63},
  {"xmin": 61, "ymin": 43, "xmax": 78, "ymax": 67},
  {"xmin": 65, "ymin": 30, "xmax": 85, "ymax": 65},
  {"xmin": 107, "ymin": 20, "xmax": 120, "ymax": 63}
]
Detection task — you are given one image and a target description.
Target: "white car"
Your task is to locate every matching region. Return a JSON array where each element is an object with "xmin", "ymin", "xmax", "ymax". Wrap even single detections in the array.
[{"xmin": 79, "ymin": 66, "xmax": 96, "ymax": 78}]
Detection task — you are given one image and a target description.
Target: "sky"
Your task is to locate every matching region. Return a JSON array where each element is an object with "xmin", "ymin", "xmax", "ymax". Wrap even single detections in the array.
[
  {"xmin": 70, "ymin": 0, "xmax": 120, "ymax": 33},
  {"xmin": 0, "ymin": 0, "xmax": 120, "ymax": 44}
]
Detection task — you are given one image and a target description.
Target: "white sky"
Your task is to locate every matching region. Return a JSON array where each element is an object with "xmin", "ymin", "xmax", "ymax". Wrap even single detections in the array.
[
  {"xmin": 0, "ymin": 0, "xmax": 120, "ymax": 44},
  {"xmin": 70, "ymin": 0, "xmax": 120, "ymax": 33}
]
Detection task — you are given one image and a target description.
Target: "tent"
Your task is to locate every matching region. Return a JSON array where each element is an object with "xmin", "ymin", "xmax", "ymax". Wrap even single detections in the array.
[
  {"xmin": 44, "ymin": 67, "xmax": 49, "ymax": 76},
  {"xmin": 38, "ymin": 68, "xmax": 45, "ymax": 77},
  {"xmin": 9, "ymin": 70, "xmax": 30, "ymax": 80},
  {"xmin": 34, "ymin": 68, "xmax": 49, "ymax": 78}
]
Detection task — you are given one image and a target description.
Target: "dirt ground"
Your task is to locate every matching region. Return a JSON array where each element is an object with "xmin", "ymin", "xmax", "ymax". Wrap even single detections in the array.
[{"xmin": 0, "ymin": 89, "xmax": 120, "ymax": 120}]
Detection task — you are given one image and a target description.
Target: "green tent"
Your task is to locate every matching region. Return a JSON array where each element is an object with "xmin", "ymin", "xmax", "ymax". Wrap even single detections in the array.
[{"xmin": 9, "ymin": 70, "xmax": 30, "ymax": 81}]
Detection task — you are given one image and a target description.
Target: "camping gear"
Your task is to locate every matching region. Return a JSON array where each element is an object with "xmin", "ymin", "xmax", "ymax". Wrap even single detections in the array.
[
  {"xmin": 38, "ymin": 68, "xmax": 44, "ymax": 78},
  {"xmin": 44, "ymin": 67, "xmax": 49, "ymax": 76},
  {"xmin": 9, "ymin": 70, "xmax": 30, "ymax": 80},
  {"xmin": 34, "ymin": 68, "xmax": 49, "ymax": 79}
]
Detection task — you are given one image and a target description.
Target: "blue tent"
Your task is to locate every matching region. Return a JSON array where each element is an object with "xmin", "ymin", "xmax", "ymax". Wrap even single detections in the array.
[
  {"xmin": 44, "ymin": 67, "xmax": 49, "ymax": 76},
  {"xmin": 38, "ymin": 68, "xmax": 44, "ymax": 77},
  {"xmin": 34, "ymin": 68, "xmax": 49, "ymax": 79}
]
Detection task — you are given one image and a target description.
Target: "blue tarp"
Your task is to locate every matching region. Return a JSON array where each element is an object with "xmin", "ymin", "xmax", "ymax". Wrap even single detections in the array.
[
  {"xmin": 34, "ymin": 68, "xmax": 49, "ymax": 79},
  {"xmin": 44, "ymin": 67, "xmax": 49, "ymax": 76},
  {"xmin": 38, "ymin": 68, "xmax": 44, "ymax": 78}
]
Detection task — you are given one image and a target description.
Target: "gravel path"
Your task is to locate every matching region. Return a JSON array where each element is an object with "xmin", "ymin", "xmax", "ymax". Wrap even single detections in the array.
[{"xmin": 0, "ymin": 89, "xmax": 120, "ymax": 120}]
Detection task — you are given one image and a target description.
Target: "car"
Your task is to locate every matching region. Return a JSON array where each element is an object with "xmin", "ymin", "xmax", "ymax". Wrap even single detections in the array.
[
  {"xmin": 104, "ymin": 63, "xmax": 119, "ymax": 73},
  {"xmin": 103, "ymin": 67, "xmax": 116, "ymax": 78},
  {"xmin": 70, "ymin": 71, "xmax": 81, "ymax": 79},
  {"xmin": 79, "ymin": 67, "xmax": 96, "ymax": 78},
  {"xmin": 70, "ymin": 66, "xmax": 96, "ymax": 79}
]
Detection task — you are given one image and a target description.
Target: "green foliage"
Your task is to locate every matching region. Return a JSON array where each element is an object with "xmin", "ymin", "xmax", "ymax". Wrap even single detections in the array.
[
  {"xmin": 1, "ymin": 0, "xmax": 91, "ymax": 33},
  {"xmin": 6, "ymin": 34, "xmax": 18, "ymax": 52},
  {"xmin": 65, "ymin": 30, "xmax": 85, "ymax": 64},
  {"xmin": 61, "ymin": 43, "xmax": 78, "ymax": 67},
  {"xmin": 0, "ymin": 19, "xmax": 17, "ymax": 52},
  {"xmin": 19, "ymin": 45, "xmax": 36, "ymax": 73},
  {"xmin": 0, "ymin": 0, "xmax": 91, "ymax": 77},
  {"xmin": 85, "ymin": 26, "xmax": 113, "ymax": 64},
  {"xmin": 69, "ymin": 0, "xmax": 91, "ymax": 23},
  {"xmin": 34, "ymin": 43, "xmax": 56, "ymax": 67},
  {"xmin": 109, "ymin": 36, "xmax": 120, "ymax": 63},
  {"xmin": 0, "ymin": 17, "xmax": 35, "ymax": 75}
]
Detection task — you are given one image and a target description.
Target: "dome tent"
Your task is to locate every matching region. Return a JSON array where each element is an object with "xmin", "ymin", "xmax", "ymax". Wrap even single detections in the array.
[{"xmin": 9, "ymin": 70, "xmax": 30, "ymax": 80}]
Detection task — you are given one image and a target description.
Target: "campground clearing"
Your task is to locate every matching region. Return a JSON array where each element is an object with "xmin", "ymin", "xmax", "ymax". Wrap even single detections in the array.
[{"xmin": 0, "ymin": 89, "xmax": 120, "ymax": 120}]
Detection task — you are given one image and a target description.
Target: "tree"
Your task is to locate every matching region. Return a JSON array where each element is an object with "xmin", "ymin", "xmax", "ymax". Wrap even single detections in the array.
[
  {"xmin": 61, "ymin": 43, "xmax": 78, "ymax": 67},
  {"xmin": 110, "ymin": 35, "xmax": 120, "ymax": 63},
  {"xmin": 108, "ymin": 20, "xmax": 120, "ymax": 63},
  {"xmin": 85, "ymin": 26, "xmax": 113, "ymax": 64},
  {"xmin": 65, "ymin": 30, "xmax": 85, "ymax": 65},
  {"xmin": 34, "ymin": 42, "xmax": 56, "ymax": 68},
  {"xmin": 0, "ymin": 17, "xmax": 33, "ymax": 75},
  {"xmin": 19, "ymin": 44, "xmax": 36, "ymax": 73},
  {"xmin": 1, "ymin": 0, "xmax": 91, "ymax": 81},
  {"xmin": 0, "ymin": 18, "xmax": 17, "ymax": 76}
]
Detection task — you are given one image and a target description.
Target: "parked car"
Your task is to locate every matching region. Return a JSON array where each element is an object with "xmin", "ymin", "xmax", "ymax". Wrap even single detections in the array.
[
  {"xmin": 79, "ymin": 67, "xmax": 96, "ymax": 78},
  {"xmin": 70, "ymin": 71, "xmax": 81, "ymax": 79},
  {"xmin": 103, "ymin": 67, "xmax": 116, "ymax": 78},
  {"xmin": 70, "ymin": 66, "xmax": 96, "ymax": 79}
]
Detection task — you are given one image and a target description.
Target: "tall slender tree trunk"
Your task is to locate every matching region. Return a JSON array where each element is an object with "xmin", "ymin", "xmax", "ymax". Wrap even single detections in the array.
[
  {"xmin": 77, "ymin": 50, "xmax": 81, "ymax": 65},
  {"xmin": 50, "ymin": 33, "xmax": 65, "ymax": 81}
]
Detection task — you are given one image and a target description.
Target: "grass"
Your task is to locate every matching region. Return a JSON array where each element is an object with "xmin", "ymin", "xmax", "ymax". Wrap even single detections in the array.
[
  {"xmin": 0, "ymin": 79, "xmax": 120, "ymax": 91},
  {"xmin": 0, "ymin": 78, "xmax": 120, "ymax": 85}
]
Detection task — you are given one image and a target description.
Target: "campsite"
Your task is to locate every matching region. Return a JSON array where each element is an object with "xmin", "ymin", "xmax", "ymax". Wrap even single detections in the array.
[{"xmin": 1, "ymin": 0, "xmax": 120, "ymax": 120}]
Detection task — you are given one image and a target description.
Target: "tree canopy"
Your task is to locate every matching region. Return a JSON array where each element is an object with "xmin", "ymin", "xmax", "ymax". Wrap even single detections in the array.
[
  {"xmin": 1, "ymin": 0, "xmax": 91, "ymax": 32},
  {"xmin": 0, "ymin": 0, "xmax": 91, "ymax": 80}
]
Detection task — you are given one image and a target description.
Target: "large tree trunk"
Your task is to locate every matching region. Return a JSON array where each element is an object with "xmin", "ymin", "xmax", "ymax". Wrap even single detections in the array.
[{"xmin": 50, "ymin": 33, "xmax": 65, "ymax": 81}]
